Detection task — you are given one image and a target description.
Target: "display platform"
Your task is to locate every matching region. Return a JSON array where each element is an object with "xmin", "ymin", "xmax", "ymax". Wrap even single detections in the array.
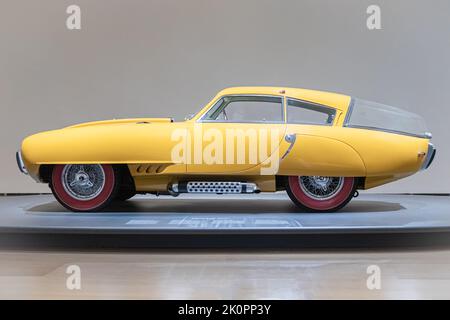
[{"xmin": 0, "ymin": 193, "xmax": 449, "ymax": 248}]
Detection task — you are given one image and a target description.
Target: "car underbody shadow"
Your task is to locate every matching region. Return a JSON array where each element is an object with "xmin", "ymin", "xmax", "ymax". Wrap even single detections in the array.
[{"xmin": 26, "ymin": 198, "xmax": 405, "ymax": 215}]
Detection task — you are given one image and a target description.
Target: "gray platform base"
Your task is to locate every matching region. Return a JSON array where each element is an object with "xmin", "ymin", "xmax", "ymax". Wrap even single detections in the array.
[{"xmin": 0, "ymin": 193, "xmax": 449, "ymax": 248}]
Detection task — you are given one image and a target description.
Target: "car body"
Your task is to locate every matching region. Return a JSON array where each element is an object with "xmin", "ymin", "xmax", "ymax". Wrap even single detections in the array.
[{"xmin": 17, "ymin": 87, "xmax": 436, "ymax": 212}]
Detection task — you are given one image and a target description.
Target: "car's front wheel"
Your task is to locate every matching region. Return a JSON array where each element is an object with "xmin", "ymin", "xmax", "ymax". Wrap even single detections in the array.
[
  {"xmin": 50, "ymin": 164, "xmax": 119, "ymax": 212},
  {"xmin": 286, "ymin": 176, "xmax": 356, "ymax": 212}
]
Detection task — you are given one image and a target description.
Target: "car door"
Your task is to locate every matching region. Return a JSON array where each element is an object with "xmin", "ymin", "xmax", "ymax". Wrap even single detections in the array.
[{"xmin": 186, "ymin": 95, "xmax": 287, "ymax": 174}]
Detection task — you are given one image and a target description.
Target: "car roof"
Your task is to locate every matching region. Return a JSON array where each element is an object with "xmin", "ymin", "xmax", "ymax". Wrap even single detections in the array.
[{"xmin": 216, "ymin": 86, "xmax": 351, "ymax": 111}]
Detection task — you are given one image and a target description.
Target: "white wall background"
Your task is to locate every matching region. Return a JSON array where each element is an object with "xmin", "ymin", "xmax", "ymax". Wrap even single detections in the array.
[{"xmin": 1, "ymin": 0, "xmax": 449, "ymax": 193}]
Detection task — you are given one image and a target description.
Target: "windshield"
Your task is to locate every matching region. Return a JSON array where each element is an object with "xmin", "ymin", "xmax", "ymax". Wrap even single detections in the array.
[{"xmin": 344, "ymin": 98, "xmax": 428, "ymax": 138}]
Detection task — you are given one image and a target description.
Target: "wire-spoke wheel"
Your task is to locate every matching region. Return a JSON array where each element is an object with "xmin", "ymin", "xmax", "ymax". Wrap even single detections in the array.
[
  {"xmin": 286, "ymin": 176, "xmax": 356, "ymax": 212},
  {"xmin": 50, "ymin": 164, "xmax": 119, "ymax": 212}
]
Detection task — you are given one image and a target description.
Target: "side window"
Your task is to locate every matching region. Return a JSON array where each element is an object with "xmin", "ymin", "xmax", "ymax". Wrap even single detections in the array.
[
  {"xmin": 287, "ymin": 99, "xmax": 336, "ymax": 125},
  {"xmin": 202, "ymin": 96, "xmax": 283, "ymax": 122}
]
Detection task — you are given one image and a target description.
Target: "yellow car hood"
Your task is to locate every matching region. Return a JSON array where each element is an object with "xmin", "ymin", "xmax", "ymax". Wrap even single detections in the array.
[
  {"xmin": 67, "ymin": 118, "xmax": 173, "ymax": 129},
  {"xmin": 21, "ymin": 117, "xmax": 180, "ymax": 168}
]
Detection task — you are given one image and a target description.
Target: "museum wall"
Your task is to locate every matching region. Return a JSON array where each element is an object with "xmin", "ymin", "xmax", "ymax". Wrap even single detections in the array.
[{"xmin": 1, "ymin": 0, "xmax": 449, "ymax": 193}]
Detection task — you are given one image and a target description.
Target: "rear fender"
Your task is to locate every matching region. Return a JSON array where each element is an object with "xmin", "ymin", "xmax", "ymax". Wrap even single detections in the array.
[{"xmin": 278, "ymin": 134, "xmax": 366, "ymax": 177}]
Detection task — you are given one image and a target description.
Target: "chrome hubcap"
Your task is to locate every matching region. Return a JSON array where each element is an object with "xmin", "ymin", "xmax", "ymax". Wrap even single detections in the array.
[
  {"xmin": 62, "ymin": 165, "xmax": 105, "ymax": 200},
  {"xmin": 299, "ymin": 176, "xmax": 344, "ymax": 200}
]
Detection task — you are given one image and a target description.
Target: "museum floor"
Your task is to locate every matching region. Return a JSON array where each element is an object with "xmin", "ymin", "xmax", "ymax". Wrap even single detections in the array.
[
  {"xmin": 0, "ymin": 193, "xmax": 450, "ymax": 299},
  {"xmin": 1, "ymin": 248, "xmax": 450, "ymax": 299}
]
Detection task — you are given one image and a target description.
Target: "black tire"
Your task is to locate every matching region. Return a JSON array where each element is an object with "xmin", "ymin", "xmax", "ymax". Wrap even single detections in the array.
[
  {"xmin": 115, "ymin": 167, "xmax": 136, "ymax": 201},
  {"xmin": 115, "ymin": 188, "xmax": 136, "ymax": 201}
]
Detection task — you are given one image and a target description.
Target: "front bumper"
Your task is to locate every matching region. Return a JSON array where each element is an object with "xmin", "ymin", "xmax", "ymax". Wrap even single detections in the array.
[
  {"xmin": 16, "ymin": 151, "xmax": 28, "ymax": 175},
  {"xmin": 421, "ymin": 143, "xmax": 436, "ymax": 170}
]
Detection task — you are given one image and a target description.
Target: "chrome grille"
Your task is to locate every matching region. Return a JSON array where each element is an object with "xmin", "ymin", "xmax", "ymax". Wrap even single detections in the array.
[
  {"xmin": 187, "ymin": 181, "xmax": 242, "ymax": 193},
  {"xmin": 170, "ymin": 181, "xmax": 259, "ymax": 194}
]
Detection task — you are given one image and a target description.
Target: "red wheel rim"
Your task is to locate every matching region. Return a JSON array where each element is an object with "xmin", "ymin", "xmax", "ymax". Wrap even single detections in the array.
[
  {"xmin": 288, "ymin": 176, "xmax": 354, "ymax": 211},
  {"xmin": 52, "ymin": 164, "xmax": 115, "ymax": 211}
]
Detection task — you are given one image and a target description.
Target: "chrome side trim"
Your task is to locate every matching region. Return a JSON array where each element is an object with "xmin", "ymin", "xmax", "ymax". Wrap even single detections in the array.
[
  {"xmin": 344, "ymin": 124, "xmax": 430, "ymax": 139},
  {"xmin": 281, "ymin": 133, "xmax": 297, "ymax": 160},
  {"xmin": 16, "ymin": 151, "xmax": 28, "ymax": 175},
  {"xmin": 421, "ymin": 143, "xmax": 436, "ymax": 170}
]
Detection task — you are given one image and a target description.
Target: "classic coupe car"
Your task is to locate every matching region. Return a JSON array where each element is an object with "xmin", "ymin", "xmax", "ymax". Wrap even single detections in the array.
[{"xmin": 17, "ymin": 87, "xmax": 435, "ymax": 212}]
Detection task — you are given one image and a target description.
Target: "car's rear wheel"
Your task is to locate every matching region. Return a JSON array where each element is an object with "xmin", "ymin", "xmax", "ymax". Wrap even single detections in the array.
[
  {"xmin": 286, "ymin": 176, "xmax": 356, "ymax": 212},
  {"xmin": 50, "ymin": 164, "xmax": 119, "ymax": 212}
]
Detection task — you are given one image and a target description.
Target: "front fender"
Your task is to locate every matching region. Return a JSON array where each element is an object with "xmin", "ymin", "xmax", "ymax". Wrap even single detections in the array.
[{"xmin": 20, "ymin": 122, "xmax": 186, "ymax": 180}]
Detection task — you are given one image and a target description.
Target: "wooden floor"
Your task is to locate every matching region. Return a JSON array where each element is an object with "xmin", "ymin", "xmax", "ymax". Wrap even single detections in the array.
[{"xmin": 1, "ymin": 248, "xmax": 450, "ymax": 299}]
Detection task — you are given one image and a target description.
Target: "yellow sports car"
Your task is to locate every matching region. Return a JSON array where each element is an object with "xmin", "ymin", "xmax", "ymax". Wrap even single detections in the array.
[{"xmin": 17, "ymin": 87, "xmax": 435, "ymax": 212}]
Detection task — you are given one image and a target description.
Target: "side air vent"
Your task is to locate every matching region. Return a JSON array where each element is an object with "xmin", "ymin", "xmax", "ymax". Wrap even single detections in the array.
[{"xmin": 134, "ymin": 164, "xmax": 172, "ymax": 174}]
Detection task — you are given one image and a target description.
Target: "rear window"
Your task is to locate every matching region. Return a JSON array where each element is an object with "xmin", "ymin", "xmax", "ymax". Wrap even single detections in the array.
[{"xmin": 345, "ymin": 98, "xmax": 428, "ymax": 137}]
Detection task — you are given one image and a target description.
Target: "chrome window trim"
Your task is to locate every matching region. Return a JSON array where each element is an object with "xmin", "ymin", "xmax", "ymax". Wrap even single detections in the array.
[
  {"xmin": 343, "ymin": 97, "xmax": 355, "ymax": 126},
  {"xmin": 286, "ymin": 98, "xmax": 337, "ymax": 126},
  {"xmin": 344, "ymin": 124, "xmax": 430, "ymax": 139},
  {"xmin": 284, "ymin": 121, "xmax": 335, "ymax": 127},
  {"xmin": 199, "ymin": 120, "xmax": 286, "ymax": 124},
  {"xmin": 197, "ymin": 94, "xmax": 285, "ymax": 124}
]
